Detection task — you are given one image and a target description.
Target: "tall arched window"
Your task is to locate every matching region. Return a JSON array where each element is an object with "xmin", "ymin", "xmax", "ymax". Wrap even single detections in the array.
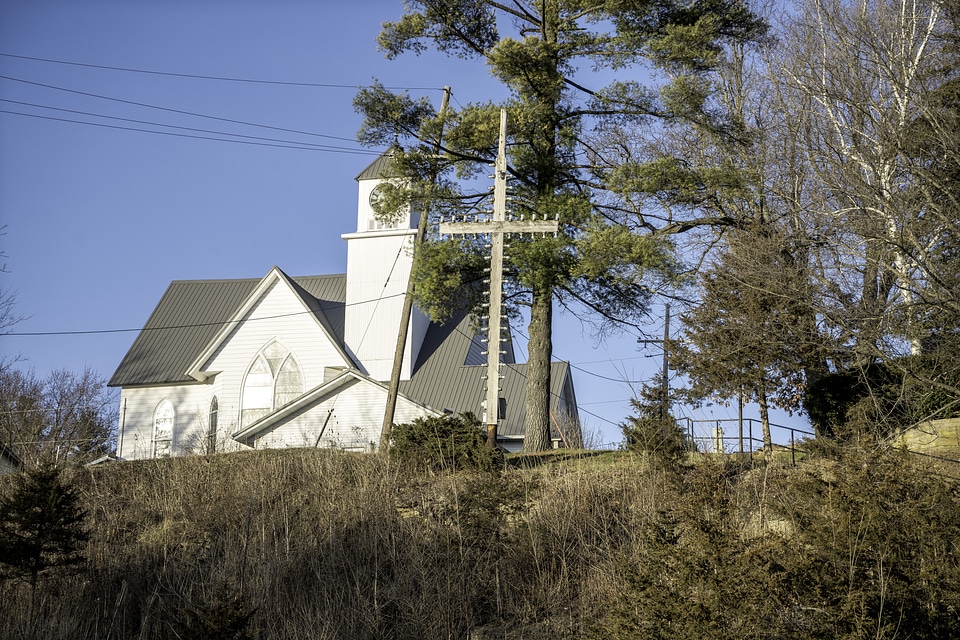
[
  {"xmin": 241, "ymin": 341, "xmax": 303, "ymax": 428},
  {"xmin": 207, "ymin": 396, "xmax": 219, "ymax": 453},
  {"xmin": 153, "ymin": 399, "xmax": 174, "ymax": 458}
]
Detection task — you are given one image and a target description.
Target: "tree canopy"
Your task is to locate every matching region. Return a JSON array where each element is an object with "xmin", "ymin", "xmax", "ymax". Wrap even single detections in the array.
[
  {"xmin": 355, "ymin": 0, "xmax": 767, "ymax": 451},
  {"xmin": 622, "ymin": 0, "xmax": 960, "ymax": 439}
]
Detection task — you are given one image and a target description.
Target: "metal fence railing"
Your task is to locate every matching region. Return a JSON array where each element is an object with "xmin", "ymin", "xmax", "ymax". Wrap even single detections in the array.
[
  {"xmin": 598, "ymin": 417, "xmax": 960, "ymax": 471},
  {"xmin": 678, "ymin": 417, "xmax": 816, "ymax": 465}
]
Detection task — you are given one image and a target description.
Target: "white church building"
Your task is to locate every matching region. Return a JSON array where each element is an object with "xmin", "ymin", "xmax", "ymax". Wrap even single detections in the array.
[{"xmin": 109, "ymin": 153, "xmax": 580, "ymax": 459}]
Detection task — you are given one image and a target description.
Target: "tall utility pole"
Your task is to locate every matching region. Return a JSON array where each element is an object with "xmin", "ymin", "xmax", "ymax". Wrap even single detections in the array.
[
  {"xmin": 379, "ymin": 86, "xmax": 451, "ymax": 451},
  {"xmin": 439, "ymin": 109, "xmax": 557, "ymax": 446},
  {"xmin": 661, "ymin": 303, "xmax": 670, "ymax": 422},
  {"xmin": 638, "ymin": 303, "xmax": 672, "ymax": 436}
]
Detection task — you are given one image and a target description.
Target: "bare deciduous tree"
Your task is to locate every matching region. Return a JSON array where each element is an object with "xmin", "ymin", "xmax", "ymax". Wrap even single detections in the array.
[
  {"xmin": 781, "ymin": 0, "xmax": 950, "ymax": 360},
  {"xmin": 0, "ymin": 368, "xmax": 117, "ymax": 466}
]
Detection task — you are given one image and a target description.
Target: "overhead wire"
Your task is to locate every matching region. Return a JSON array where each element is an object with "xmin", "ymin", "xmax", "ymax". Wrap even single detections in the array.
[
  {"xmin": 7, "ymin": 300, "xmax": 634, "ymax": 434},
  {"xmin": 0, "ymin": 108, "xmax": 378, "ymax": 153},
  {"xmin": 507, "ymin": 323, "xmax": 646, "ymax": 385},
  {"xmin": 445, "ymin": 320, "xmax": 634, "ymax": 429},
  {"xmin": 0, "ymin": 52, "xmax": 443, "ymax": 91},
  {"xmin": 0, "ymin": 54, "xmax": 448, "ymax": 152},
  {"xmin": 0, "ymin": 73, "xmax": 365, "ymax": 143},
  {"xmin": 5, "ymin": 291, "xmax": 410, "ymax": 337},
  {"xmin": 0, "ymin": 97, "xmax": 377, "ymax": 152},
  {"xmin": 7, "ymin": 288, "xmax": 637, "ymax": 430}
]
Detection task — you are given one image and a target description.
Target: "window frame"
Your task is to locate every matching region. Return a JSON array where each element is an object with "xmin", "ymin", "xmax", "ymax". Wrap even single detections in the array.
[
  {"xmin": 240, "ymin": 341, "xmax": 303, "ymax": 429},
  {"xmin": 153, "ymin": 399, "xmax": 175, "ymax": 458},
  {"xmin": 207, "ymin": 396, "xmax": 219, "ymax": 453}
]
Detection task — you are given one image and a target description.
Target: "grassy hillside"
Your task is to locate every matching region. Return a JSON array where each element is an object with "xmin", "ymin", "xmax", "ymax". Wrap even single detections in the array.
[{"xmin": 1, "ymin": 445, "xmax": 958, "ymax": 639}]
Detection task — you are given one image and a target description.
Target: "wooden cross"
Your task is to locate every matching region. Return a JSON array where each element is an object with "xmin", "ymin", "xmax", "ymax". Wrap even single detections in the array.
[{"xmin": 439, "ymin": 109, "xmax": 558, "ymax": 446}]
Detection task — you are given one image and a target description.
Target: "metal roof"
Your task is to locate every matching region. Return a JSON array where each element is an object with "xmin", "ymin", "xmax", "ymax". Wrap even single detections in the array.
[
  {"xmin": 400, "ymin": 311, "xmax": 573, "ymax": 438},
  {"xmin": 354, "ymin": 148, "xmax": 401, "ymax": 181},
  {"xmin": 108, "ymin": 272, "xmax": 346, "ymax": 387}
]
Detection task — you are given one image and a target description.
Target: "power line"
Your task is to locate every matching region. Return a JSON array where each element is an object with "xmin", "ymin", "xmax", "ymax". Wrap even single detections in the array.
[
  {"xmin": 10, "ymin": 308, "xmax": 629, "ymax": 431},
  {"xmin": 0, "ymin": 99, "xmax": 377, "ymax": 154},
  {"xmin": 0, "ymin": 109, "xmax": 376, "ymax": 154},
  {"xmin": 0, "ymin": 52, "xmax": 443, "ymax": 92},
  {"xmin": 508, "ymin": 323, "xmax": 646, "ymax": 385},
  {"xmin": 10, "ymin": 292, "xmax": 638, "ymax": 427},
  {"xmin": 0, "ymin": 74, "xmax": 362, "ymax": 143},
  {"xmin": 6, "ymin": 291, "xmax": 410, "ymax": 337},
  {"xmin": 445, "ymin": 321, "xmax": 628, "ymax": 429}
]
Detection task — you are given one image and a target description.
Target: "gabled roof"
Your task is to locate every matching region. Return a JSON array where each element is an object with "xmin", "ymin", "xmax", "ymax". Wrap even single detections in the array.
[
  {"xmin": 184, "ymin": 267, "xmax": 353, "ymax": 382},
  {"xmin": 354, "ymin": 147, "xmax": 401, "ymax": 181},
  {"xmin": 109, "ymin": 269, "xmax": 348, "ymax": 387}
]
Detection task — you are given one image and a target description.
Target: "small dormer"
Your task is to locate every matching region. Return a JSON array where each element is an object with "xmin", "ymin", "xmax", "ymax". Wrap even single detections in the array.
[{"xmin": 354, "ymin": 149, "xmax": 417, "ymax": 233}]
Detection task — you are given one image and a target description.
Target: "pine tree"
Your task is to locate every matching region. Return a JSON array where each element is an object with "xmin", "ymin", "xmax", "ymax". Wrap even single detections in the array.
[
  {"xmin": 621, "ymin": 373, "xmax": 688, "ymax": 465},
  {"xmin": 0, "ymin": 463, "xmax": 88, "ymax": 623},
  {"xmin": 354, "ymin": 0, "xmax": 767, "ymax": 451},
  {"xmin": 672, "ymin": 225, "xmax": 817, "ymax": 455}
]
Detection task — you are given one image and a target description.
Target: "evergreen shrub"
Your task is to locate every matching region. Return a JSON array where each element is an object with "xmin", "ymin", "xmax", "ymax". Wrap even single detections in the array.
[{"xmin": 390, "ymin": 412, "xmax": 501, "ymax": 472}]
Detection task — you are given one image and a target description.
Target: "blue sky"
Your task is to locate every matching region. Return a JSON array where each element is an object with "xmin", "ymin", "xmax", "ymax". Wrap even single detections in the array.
[{"xmin": 0, "ymin": 0, "xmax": 809, "ymax": 446}]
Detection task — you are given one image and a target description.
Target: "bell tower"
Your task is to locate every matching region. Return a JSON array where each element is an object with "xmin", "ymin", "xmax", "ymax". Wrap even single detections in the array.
[{"xmin": 342, "ymin": 151, "xmax": 428, "ymax": 381}]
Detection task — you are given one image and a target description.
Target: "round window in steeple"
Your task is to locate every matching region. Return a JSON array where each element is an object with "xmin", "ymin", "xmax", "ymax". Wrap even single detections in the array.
[{"xmin": 368, "ymin": 183, "xmax": 386, "ymax": 212}]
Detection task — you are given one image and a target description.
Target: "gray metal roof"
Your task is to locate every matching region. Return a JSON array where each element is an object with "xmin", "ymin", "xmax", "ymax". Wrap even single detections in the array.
[
  {"xmin": 354, "ymin": 148, "xmax": 400, "ymax": 181},
  {"xmin": 109, "ymin": 271, "xmax": 347, "ymax": 387},
  {"xmin": 400, "ymin": 311, "xmax": 573, "ymax": 438}
]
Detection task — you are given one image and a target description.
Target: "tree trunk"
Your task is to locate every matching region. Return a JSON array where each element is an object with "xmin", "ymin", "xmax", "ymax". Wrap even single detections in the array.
[
  {"xmin": 28, "ymin": 568, "xmax": 37, "ymax": 630},
  {"xmin": 523, "ymin": 284, "xmax": 553, "ymax": 452},
  {"xmin": 758, "ymin": 379, "xmax": 773, "ymax": 461}
]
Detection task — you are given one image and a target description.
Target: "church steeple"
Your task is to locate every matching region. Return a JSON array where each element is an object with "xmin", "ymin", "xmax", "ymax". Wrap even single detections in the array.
[
  {"xmin": 341, "ymin": 149, "xmax": 428, "ymax": 381},
  {"xmin": 352, "ymin": 147, "xmax": 417, "ymax": 233}
]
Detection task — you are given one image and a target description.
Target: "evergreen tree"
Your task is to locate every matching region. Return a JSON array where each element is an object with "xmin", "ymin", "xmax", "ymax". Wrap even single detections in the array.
[
  {"xmin": 0, "ymin": 463, "xmax": 88, "ymax": 622},
  {"xmin": 621, "ymin": 373, "xmax": 688, "ymax": 465},
  {"xmin": 671, "ymin": 225, "xmax": 817, "ymax": 454},
  {"xmin": 355, "ymin": 0, "xmax": 767, "ymax": 451}
]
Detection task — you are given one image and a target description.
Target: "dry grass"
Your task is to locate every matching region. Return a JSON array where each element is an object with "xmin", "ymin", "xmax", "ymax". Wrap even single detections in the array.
[{"xmin": 1, "ymin": 445, "xmax": 958, "ymax": 639}]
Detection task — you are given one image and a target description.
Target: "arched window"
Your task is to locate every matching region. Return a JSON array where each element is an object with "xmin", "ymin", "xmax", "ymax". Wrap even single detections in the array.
[
  {"xmin": 207, "ymin": 396, "xmax": 219, "ymax": 453},
  {"xmin": 153, "ymin": 399, "xmax": 175, "ymax": 458},
  {"xmin": 241, "ymin": 341, "xmax": 303, "ymax": 428}
]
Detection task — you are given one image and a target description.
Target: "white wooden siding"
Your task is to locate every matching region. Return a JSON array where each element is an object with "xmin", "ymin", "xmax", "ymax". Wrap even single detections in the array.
[
  {"xmin": 117, "ymin": 384, "xmax": 240, "ymax": 459},
  {"xmin": 119, "ymin": 278, "xmax": 380, "ymax": 460},
  {"xmin": 343, "ymin": 230, "xmax": 417, "ymax": 381},
  {"xmin": 201, "ymin": 279, "xmax": 350, "ymax": 436},
  {"xmin": 253, "ymin": 377, "xmax": 438, "ymax": 452}
]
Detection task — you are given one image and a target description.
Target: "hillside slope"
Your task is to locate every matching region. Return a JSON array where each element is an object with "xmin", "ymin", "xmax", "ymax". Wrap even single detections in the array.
[{"xmin": 1, "ymin": 446, "xmax": 958, "ymax": 639}]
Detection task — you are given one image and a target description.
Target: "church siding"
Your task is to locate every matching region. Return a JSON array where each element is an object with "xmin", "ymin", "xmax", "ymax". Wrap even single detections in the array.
[
  {"xmin": 117, "ymin": 279, "xmax": 350, "ymax": 460},
  {"xmin": 251, "ymin": 377, "xmax": 436, "ymax": 452},
  {"xmin": 202, "ymin": 279, "xmax": 349, "ymax": 426},
  {"xmin": 117, "ymin": 383, "xmax": 219, "ymax": 459},
  {"xmin": 343, "ymin": 230, "xmax": 417, "ymax": 381},
  {"xmin": 271, "ymin": 379, "xmax": 384, "ymax": 450}
]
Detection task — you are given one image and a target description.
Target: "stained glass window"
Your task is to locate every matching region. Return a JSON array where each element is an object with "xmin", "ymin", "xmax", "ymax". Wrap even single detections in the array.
[
  {"xmin": 241, "ymin": 341, "xmax": 303, "ymax": 428},
  {"xmin": 153, "ymin": 399, "xmax": 174, "ymax": 458}
]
